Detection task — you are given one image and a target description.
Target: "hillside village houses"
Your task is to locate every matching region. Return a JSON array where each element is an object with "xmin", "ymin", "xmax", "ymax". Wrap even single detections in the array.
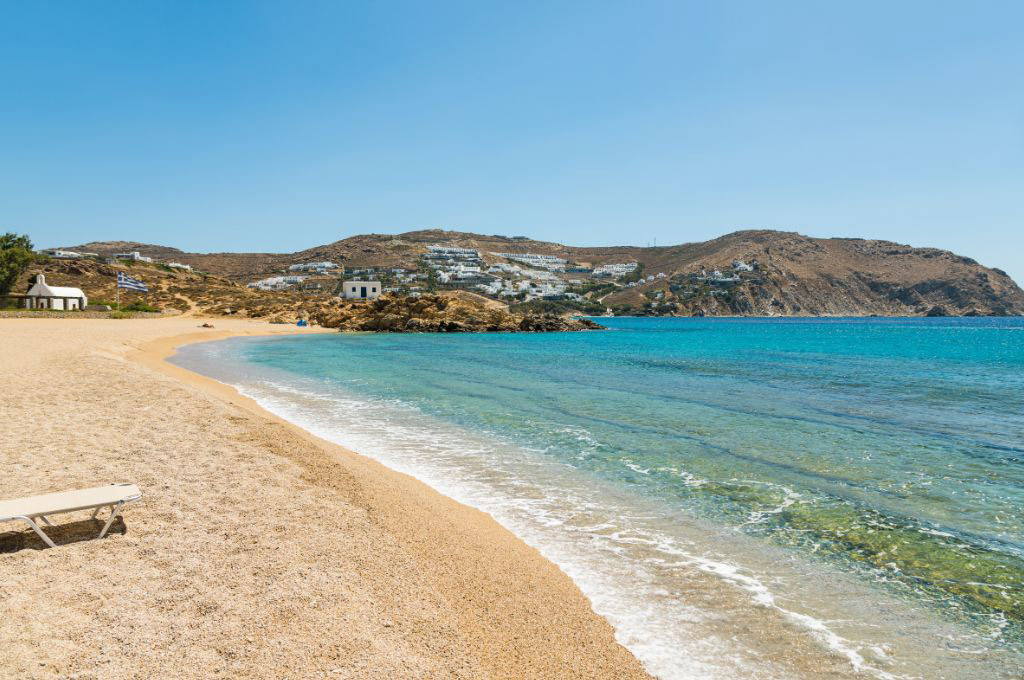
[
  {"xmin": 490, "ymin": 252, "xmax": 568, "ymax": 271},
  {"xmin": 289, "ymin": 261, "xmax": 340, "ymax": 273},
  {"xmin": 43, "ymin": 249, "xmax": 93, "ymax": 259},
  {"xmin": 247, "ymin": 275, "xmax": 309, "ymax": 291},
  {"xmin": 239, "ymin": 244, "xmax": 672, "ymax": 303},
  {"xmin": 593, "ymin": 262, "xmax": 639, "ymax": 277},
  {"xmin": 22, "ymin": 274, "xmax": 87, "ymax": 310},
  {"xmin": 423, "ymin": 245, "xmax": 480, "ymax": 261}
]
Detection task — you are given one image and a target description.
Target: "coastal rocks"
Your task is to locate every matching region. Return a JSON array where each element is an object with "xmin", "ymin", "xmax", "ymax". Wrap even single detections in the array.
[{"xmin": 312, "ymin": 294, "xmax": 604, "ymax": 333}]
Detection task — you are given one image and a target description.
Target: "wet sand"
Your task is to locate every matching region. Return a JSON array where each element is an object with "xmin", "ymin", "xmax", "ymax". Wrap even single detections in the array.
[{"xmin": 0, "ymin": 317, "xmax": 651, "ymax": 679}]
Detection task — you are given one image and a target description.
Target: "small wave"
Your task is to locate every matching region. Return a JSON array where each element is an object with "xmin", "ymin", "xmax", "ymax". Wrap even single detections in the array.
[{"xmin": 735, "ymin": 480, "xmax": 803, "ymax": 527}]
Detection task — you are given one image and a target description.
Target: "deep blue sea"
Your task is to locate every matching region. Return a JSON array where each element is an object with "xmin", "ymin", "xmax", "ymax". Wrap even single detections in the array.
[{"xmin": 172, "ymin": 317, "xmax": 1024, "ymax": 680}]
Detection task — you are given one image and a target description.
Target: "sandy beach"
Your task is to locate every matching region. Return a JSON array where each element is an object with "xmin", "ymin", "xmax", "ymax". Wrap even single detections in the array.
[{"xmin": 0, "ymin": 317, "xmax": 651, "ymax": 679}]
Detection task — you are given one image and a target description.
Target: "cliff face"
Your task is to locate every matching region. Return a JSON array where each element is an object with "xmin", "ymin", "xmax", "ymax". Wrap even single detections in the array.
[{"xmin": 312, "ymin": 294, "xmax": 603, "ymax": 332}]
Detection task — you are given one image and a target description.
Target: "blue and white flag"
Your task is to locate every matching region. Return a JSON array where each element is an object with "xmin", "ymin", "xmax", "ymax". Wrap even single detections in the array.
[{"xmin": 117, "ymin": 272, "xmax": 148, "ymax": 292}]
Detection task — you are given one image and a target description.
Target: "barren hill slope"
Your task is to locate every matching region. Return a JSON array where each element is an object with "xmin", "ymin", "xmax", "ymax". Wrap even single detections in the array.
[
  {"xmin": 600, "ymin": 231, "xmax": 1023, "ymax": 316},
  {"xmin": 62, "ymin": 229, "xmax": 1024, "ymax": 317}
]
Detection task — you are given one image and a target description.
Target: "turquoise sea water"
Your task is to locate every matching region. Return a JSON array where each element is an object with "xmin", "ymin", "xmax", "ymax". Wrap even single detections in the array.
[{"xmin": 173, "ymin": 317, "xmax": 1024, "ymax": 679}]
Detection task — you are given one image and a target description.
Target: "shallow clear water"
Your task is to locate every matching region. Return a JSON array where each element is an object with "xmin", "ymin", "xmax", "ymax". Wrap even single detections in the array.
[{"xmin": 173, "ymin": 317, "xmax": 1024, "ymax": 679}]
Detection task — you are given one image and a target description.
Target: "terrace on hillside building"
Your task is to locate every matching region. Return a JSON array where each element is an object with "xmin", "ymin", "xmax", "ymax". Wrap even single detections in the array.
[
  {"xmin": 288, "ymin": 261, "xmax": 340, "ymax": 273},
  {"xmin": 592, "ymin": 262, "xmax": 638, "ymax": 278},
  {"xmin": 247, "ymin": 275, "xmax": 309, "ymax": 291},
  {"xmin": 113, "ymin": 251, "xmax": 153, "ymax": 263},
  {"xmin": 490, "ymin": 252, "xmax": 568, "ymax": 271}
]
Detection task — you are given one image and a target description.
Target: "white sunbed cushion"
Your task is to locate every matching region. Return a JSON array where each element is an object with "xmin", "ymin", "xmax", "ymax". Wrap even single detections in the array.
[{"xmin": 0, "ymin": 484, "xmax": 142, "ymax": 520}]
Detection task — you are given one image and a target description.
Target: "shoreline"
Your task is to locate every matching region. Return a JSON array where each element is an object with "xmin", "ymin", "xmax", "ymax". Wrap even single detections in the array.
[{"xmin": 0, "ymin": 317, "xmax": 651, "ymax": 679}]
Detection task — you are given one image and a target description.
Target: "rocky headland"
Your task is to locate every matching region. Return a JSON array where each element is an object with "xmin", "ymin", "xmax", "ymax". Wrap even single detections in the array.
[{"xmin": 311, "ymin": 294, "xmax": 604, "ymax": 332}]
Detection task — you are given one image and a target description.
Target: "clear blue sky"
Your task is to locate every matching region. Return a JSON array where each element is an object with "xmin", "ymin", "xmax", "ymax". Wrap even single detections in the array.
[{"xmin": 2, "ymin": 1, "xmax": 1022, "ymax": 281}]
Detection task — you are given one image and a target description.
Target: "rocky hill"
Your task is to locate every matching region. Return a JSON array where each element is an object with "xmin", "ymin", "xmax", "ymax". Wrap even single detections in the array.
[
  {"xmin": 599, "ymin": 231, "xmax": 1024, "ymax": 317},
  {"xmin": 59, "ymin": 229, "xmax": 1024, "ymax": 317}
]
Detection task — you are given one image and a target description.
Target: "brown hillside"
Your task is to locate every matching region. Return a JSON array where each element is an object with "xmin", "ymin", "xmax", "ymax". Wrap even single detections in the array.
[
  {"xmin": 61, "ymin": 229, "xmax": 1024, "ymax": 317},
  {"xmin": 601, "ymin": 231, "xmax": 1023, "ymax": 316},
  {"xmin": 14, "ymin": 258, "xmax": 323, "ymax": 320}
]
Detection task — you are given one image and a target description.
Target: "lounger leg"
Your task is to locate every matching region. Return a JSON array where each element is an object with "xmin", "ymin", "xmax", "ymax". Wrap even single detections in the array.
[
  {"xmin": 39, "ymin": 515, "xmax": 53, "ymax": 527},
  {"xmin": 91, "ymin": 507, "xmax": 101, "ymax": 520},
  {"xmin": 16, "ymin": 516, "xmax": 57, "ymax": 548},
  {"xmin": 98, "ymin": 502, "xmax": 124, "ymax": 539}
]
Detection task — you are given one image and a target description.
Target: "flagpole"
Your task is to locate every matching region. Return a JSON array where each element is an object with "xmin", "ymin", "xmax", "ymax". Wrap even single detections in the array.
[{"xmin": 116, "ymin": 274, "xmax": 120, "ymax": 311}]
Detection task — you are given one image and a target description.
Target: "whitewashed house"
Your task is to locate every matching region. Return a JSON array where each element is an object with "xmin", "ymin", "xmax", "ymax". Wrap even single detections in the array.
[
  {"xmin": 342, "ymin": 280, "xmax": 381, "ymax": 300},
  {"xmin": 247, "ymin": 275, "xmax": 308, "ymax": 291},
  {"xmin": 289, "ymin": 261, "xmax": 339, "ymax": 273},
  {"xmin": 113, "ymin": 251, "xmax": 153, "ymax": 263},
  {"xmin": 23, "ymin": 274, "xmax": 87, "ymax": 310}
]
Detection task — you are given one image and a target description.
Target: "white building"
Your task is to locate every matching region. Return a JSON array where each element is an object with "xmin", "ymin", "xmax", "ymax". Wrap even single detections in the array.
[
  {"xmin": 732, "ymin": 260, "xmax": 754, "ymax": 272},
  {"xmin": 289, "ymin": 261, "xmax": 339, "ymax": 273},
  {"xmin": 491, "ymin": 252, "xmax": 567, "ymax": 270},
  {"xmin": 488, "ymin": 263, "xmax": 523, "ymax": 275},
  {"xmin": 426, "ymin": 245, "xmax": 480, "ymax": 257},
  {"xmin": 247, "ymin": 275, "xmax": 309, "ymax": 291},
  {"xmin": 22, "ymin": 274, "xmax": 87, "ymax": 310},
  {"xmin": 166, "ymin": 262, "xmax": 192, "ymax": 271},
  {"xmin": 342, "ymin": 280, "xmax": 382, "ymax": 300},
  {"xmin": 45, "ymin": 249, "xmax": 83, "ymax": 259},
  {"xmin": 707, "ymin": 269, "xmax": 740, "ymax": 283},
  {"xmin": 113, "ymin": 251, "xmax": 153, "ymax": 263},
  {"xmin": 593, "ymin": 262, "xmax": 639, "ymax": 277},
  {"xmin": 476, "ymin": 281, "xmax": 503, "ymax": 295}
]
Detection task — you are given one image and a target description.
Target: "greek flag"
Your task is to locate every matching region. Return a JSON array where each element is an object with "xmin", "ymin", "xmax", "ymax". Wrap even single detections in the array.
[{"xmin": 117, "ymin": 272, "xmax": 148, "ymax": 292}]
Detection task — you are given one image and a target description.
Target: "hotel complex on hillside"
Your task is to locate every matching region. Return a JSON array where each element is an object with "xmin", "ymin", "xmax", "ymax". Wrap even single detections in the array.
[{"xmin": 234, "ymin": 244, "xmax": 660, "ymax": 306}]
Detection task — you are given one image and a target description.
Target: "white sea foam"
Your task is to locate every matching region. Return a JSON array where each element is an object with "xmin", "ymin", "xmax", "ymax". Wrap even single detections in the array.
[{"xmin": 738, "ymin": 480, "xmax": 802, "ymax": 527}]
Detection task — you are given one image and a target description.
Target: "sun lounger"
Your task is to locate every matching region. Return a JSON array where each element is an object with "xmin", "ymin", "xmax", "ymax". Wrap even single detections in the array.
[{"xmin": 0, "ymin": 483, "xmax": 142, "ymax": 548}]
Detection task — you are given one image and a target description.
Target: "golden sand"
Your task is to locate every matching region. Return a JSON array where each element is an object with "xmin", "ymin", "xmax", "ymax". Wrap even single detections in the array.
[{"xmin": 0, "ymin": 317, "xmax": 651, "ymax": 679}]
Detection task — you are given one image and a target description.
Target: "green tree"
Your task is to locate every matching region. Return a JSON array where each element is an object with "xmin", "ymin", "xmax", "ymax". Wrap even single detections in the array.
[{"xmin": 0, "ymin": 233, "xmax": 36, "ymax": 296}]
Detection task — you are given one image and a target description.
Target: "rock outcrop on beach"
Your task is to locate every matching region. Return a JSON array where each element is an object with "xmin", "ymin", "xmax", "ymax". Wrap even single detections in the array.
[{"xmin": 312, "ymin": 293, "xmax": 604, "ymax": 332}]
